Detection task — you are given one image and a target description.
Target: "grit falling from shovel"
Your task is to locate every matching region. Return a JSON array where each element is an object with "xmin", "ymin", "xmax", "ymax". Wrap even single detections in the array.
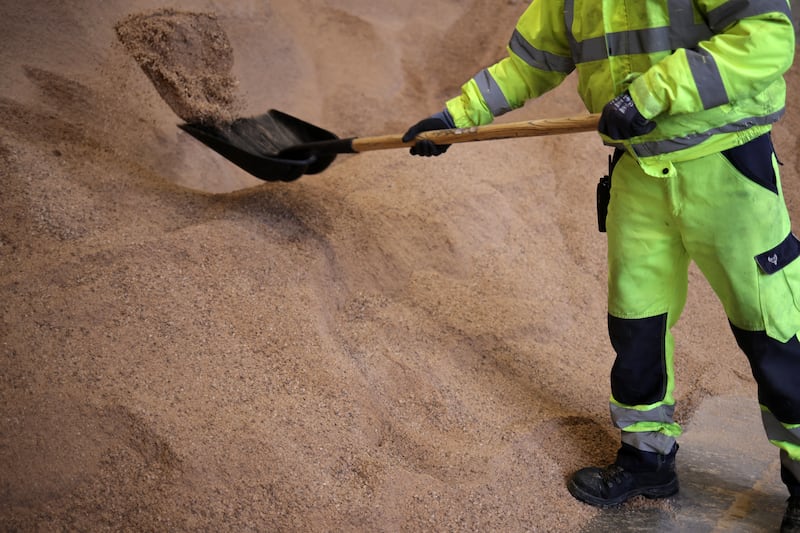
[{"xmin": 117, "ymin": 8, "xmax": 599, "ymax": 183}]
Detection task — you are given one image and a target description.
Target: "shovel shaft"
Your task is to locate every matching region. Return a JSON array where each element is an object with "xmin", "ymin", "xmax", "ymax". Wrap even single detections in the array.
[
  {"xmin": 351, "ymin": 113, "xmax": 601, "ymax": 153},
  {"xmin": 181, "ymin": 110, "xmax": 603, "ymax": 182}
]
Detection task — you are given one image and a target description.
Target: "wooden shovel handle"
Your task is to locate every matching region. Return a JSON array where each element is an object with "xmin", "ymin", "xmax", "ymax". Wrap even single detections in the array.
[{"xmin": 351, "ymin": 113, "xmax": 601, "ymax": 153}]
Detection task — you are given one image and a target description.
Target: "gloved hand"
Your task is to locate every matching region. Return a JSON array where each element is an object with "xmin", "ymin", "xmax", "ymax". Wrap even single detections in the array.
[
  {"xmin": 402, "ymin": 109, "xmax": 456, "ymax": 157},
  {"xmin": 598, "ymin": 92, "xmax": 656, "ymax": 140}
]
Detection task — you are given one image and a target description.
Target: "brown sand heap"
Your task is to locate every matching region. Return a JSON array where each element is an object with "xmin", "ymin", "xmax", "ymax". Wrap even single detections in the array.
[
  {"xmin": 115, "ymin": 8, "xmax": 240, "ymax": 125},
  {"xmin": 1, "ymin": 1, "xmax": 799, "ymax": 531}
]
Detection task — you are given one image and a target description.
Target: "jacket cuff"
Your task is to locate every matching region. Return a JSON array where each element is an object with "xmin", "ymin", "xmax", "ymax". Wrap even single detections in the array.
[
  {"xmin": 628, "ymin": 77, "xmax": 665, "ymax": 120},
  {"xmin": 445, "ymin": 97, "xmax": 472, "ymax": 128}
]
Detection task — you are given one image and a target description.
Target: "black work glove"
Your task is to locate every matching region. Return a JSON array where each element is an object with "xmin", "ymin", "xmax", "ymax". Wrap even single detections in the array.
[
  {"xmin": 598, "ymin": 92, "xmax": 656, "ymax": 140},
  {"xmin": 402, "ymin": 109, "xmax": 456, "ymax": 157}
]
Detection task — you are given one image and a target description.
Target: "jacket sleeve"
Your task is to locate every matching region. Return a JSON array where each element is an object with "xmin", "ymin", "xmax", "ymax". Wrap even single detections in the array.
[
  {"xmin": 446, "ymin": 0, "xmax": 575, "ymax": 128},
  {"xmin": 630, "ymin": 0, "xmax": 795, "ymax": 119}
]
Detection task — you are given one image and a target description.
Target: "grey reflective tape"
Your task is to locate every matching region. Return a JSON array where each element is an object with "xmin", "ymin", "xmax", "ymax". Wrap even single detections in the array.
[
  {"xmin": 762, "ymin": 409, "xmax": 800, "ymax": 445},
  {"xmin": 668, "ymin": 0, "xmax": 696, "ymax": 27},
  {"xmin": 574, "ymin": 25, "xmax": 713, "ymax": 62},
  {"xmin": 611, "ymin": 402, "xmax": 676, "ymax": 429},
  {"xmin": 473, "ymin": 68, "xmax": 512, "ymax": 117},
  {"xmin": 605, "ymin": 24, "xmax": 712, "ymax": 58},
  {"xmin": 621, "ymin": 431, "xmax": 677, "ymax": 455},
  {"xmin": 571, "ymin": 36, "xmax": 607, "ymax": 63},
  {"xmin": 707, "ymin": 0, "xmax": 793, "ymax": 33},
  {"xmin": 668, "ymin": 0, "xmax": 713, "ymax": 46},
  {"xmin": 670, "ymin": 24, "xmax": 714, "ymax": 49},
  {"xmin": 630, "ymin": 108, "xmax": 786, "ymax": 156},
  {"xmin": 563, "ymin": 0, "xmax": 579, "ymax": 60},
  {"xmin": 509, "ymin": 29, "xmax": 575, "ymax": 73},
  {"xmin": 606, "ymin": 27, "xmax": 672, "ymax": 56},
  {"xmin": 686, "ymin": 48, "xmax": 729, "ymax": 109}
]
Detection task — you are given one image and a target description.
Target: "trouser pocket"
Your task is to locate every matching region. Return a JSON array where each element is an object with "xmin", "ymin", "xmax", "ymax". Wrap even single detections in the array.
[
  {"xmin": 755, "ymin": 233, "xmax": 800, "ymax": 342},
  {"xmin": 721, "ymin": 133, "xmax": 778, "ymax": 194}
]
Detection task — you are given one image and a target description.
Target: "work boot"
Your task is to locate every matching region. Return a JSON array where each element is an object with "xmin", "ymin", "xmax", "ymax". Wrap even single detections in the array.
[
  {"xmin": 782, "ymin": 496, "xmax": 800, "ymax": 533},
  {"xmin": 567, "ymin": 442, "xmax": 679, "ymax": 507}
]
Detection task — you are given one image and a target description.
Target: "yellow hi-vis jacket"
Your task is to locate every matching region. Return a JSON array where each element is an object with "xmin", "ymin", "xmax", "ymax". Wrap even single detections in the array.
[{"xmin": 445, "ymin": 0, "xmax": 795, "ymax": 177}]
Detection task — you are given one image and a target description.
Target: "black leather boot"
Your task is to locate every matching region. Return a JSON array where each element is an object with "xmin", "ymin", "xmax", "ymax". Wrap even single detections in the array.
[{"xmin": 567, "ymin": 442, "xmax": 679, "ymax": 507}]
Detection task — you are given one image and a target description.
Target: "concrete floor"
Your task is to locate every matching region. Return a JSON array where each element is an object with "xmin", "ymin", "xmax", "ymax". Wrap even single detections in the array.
[{"xmin": 579, "ymin": 395, "xmax": 788, "ymax": 532}]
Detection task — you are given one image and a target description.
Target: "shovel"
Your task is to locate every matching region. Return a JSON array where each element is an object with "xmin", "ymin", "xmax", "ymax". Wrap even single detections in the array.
[{"xmin": 179, "ymin": 109, "xmax": 601, "ymax": 182}]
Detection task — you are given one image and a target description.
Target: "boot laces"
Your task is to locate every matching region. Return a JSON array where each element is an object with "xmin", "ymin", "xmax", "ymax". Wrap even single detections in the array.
[{"xmin": 600, "ymin": 465, "xmax": 627, "ymax": 487}]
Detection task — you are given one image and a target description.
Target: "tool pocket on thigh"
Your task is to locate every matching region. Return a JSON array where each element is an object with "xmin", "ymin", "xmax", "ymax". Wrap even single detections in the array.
[{"xmin": 755, "ymin": 233, "xmax": 800, "ymax": 342}]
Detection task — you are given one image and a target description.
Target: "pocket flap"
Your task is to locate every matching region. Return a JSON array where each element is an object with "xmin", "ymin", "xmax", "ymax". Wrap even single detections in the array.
[{"xmin": 755, "ymin": 233, "xmax": 800, "ymax": 275}]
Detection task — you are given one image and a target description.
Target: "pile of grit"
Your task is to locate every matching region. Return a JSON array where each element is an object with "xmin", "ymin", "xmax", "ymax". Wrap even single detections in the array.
[{"xmin": 2, "ymin": 1, "xmax": 799, "ymax": 530}]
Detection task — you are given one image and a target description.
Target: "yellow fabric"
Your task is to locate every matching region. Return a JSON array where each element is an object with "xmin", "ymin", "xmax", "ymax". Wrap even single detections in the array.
[{"xmin": 445, "ymin": 0, "xmax": 795, "ymax": 177}]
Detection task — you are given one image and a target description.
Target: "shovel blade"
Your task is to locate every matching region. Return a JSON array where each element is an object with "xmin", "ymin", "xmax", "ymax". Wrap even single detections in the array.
[{"xmin": 179, "ymin": 110, "xmax": 340, "ymax": 182}]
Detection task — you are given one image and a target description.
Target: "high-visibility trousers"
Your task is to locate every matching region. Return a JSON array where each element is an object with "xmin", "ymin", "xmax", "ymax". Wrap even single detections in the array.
[{"xmin": 606, "ymin": 134, "xmax": 800, "ymax": 491}]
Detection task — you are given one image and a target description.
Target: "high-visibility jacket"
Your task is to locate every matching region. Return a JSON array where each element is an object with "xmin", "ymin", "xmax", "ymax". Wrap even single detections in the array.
[{"xmin": 445, "ymin": 0, "xmax": 795, "ymax": 177}]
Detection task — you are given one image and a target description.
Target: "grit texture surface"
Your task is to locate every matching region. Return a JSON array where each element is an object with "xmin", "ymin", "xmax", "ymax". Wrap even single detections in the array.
[{"xmin": 1, "ymin": 2, "xmax": 799, "ymax": 531}]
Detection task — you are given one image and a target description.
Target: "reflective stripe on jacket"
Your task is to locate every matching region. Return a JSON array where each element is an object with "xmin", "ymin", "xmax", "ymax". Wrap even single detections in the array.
[{"xmin": 445, "ymin": 0, "xmax": 795, "ymax": 177}]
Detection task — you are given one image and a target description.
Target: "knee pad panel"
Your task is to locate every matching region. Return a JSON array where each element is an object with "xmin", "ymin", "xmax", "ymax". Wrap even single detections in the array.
[
  {"xmin": 731, "ymin": 323, "xmax": 800, "ymax": 424},
  {"xmin": 609, "ymin": 313, "xmax": 668, "ymax": 406}
]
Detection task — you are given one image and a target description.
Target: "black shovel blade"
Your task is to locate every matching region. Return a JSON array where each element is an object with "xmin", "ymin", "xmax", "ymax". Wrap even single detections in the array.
[{"xmin": 179, "ymin": 109, "xmax": 340, "ymax": 182}]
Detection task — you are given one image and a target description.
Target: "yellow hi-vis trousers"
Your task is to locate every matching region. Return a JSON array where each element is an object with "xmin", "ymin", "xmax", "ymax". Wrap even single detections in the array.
[{"xmin": 605, "ymin": 134, "xmax": 800, "ymax": 491}]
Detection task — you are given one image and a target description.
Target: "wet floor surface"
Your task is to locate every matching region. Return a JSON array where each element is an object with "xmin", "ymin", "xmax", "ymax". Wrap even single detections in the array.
[{"xmin": 580, "ymin": 395, "xmax": 787, "ymax": 532}]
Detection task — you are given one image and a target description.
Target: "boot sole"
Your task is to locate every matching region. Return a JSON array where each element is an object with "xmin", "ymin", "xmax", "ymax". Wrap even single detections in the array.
[{"xmin": 567, "ymin": 477, "xmax": 679, "ymax": 508}]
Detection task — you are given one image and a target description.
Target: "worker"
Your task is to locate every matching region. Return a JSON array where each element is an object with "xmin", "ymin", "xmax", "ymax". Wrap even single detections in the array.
[{"xmin": 402, "ymin": 1, "xmax": 799, "ymax": 530}]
